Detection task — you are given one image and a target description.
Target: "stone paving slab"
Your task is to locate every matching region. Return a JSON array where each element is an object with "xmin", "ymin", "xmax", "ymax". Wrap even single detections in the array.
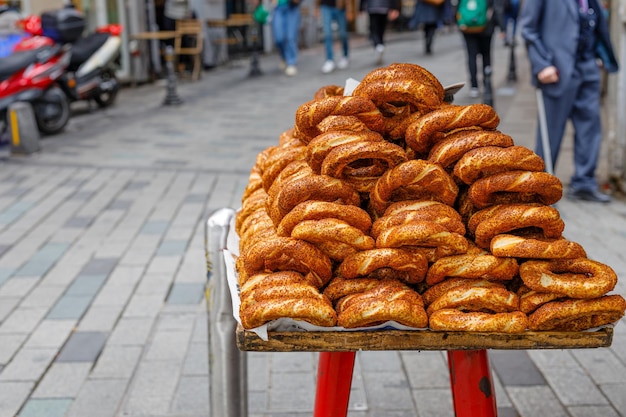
[{"xmin": 0, "ymin": 27, "xmax": 625, "ymax": 417}]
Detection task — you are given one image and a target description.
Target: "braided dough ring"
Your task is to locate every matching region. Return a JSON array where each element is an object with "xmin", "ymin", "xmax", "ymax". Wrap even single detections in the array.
[
  {"xmin": 316, "ymin": 115, "xmax": 371, "ymax": 133},
  {"xmin": 240, "ymin": 296, "xmax": 338, "ymax": 329},
  {"xmin": 426, "ymin": 286, "xmax": 520, "ymax": 315},
  {"xmin": 371, "ymin": 200, "xmax": 466, "ymax": 238},
  {"xmin": 422, "ymin": 278, "xmax": 507, "ymax": 307},
  {"xmin": 294, "ymin": 96, "xmax": 384, "ymax": 144},
  {"xmin": 469, "ymin": 204, "xmax": 565, "ymax": 249},
  {"xmin": 313, "ymin": 84, "xmax": 344, "ymax": 99},
  {"xmin": 323, "ymin": 277, "xmax": 381, "ymax": 303},
  {"xmin": 429, "ymin": 310, "xmax": 529, "ymax": 333},
  {"xmin": 376, "ymin": 221, "xmax": 469, "ymax": 257},
  {"xmin": 405, "ymin": 104, "xmax": 500, "ymax": 154},
  {"xmin": 290, "ymin": 218, "xmax": 376, "ymax": 261},
  {"xmin": 307, "ymin": 130, "xmax": 384, "ymax": 173},
  {"xmin": 370, "ymin": 160, "xmax": 458, "ymax": 215},
  {"xmin": 468, "ymin": 170, "xmax": 563, "ymax": 209},
  {"xmin": 428, "ymin": 130, "xmax": 514, "ymax": 169},
  {"xmin": 261, "ymin": 145, "xmax": 307, "ymax": 191},
  {"xmin": 425, "ymin": 246, "xmax": 519, "ymax": 285},
  {"xmin": 265, "ymin": 160, "xmax": 313, "ymax": 197},
  {"xmin": 276, "ymin": 201, "xmax": 372, "ymax": 237},
  {"xmin": 490, "ymin": 234, "xmax": 587, "ymax": 259},
  {"xmin": 519, "ymin": 258, "xmax": 618, "ymax": 299},
  {"xmin": 267, "ymin": 174, "xmax": 360, "ymax": 225},
  {"xmin": 453, "ymin": 146, "xmax": 546, "ymax": 184},
  {"xmin": 239, "ymin": 237, "xmax": 333, "ymax": 286},
  {"xmin": 338, "ymin": 248, "xmax": 429, "ymax": 284},
  {"xmin": 352, "ymin": 63, "xmax": 444, "ymax": 112},
  {"xmin": 518, "ymin": 286, "xmax": 565, "ymax": 314},
  {"xmin": 321, "ymin": 140, "xmax": 409, "ymax": 192},
  {"xmin": 336, "ymin": 279, "xmax": 429, "ymax": 328},
  {"xmin": 527, "ymin": 295, "xmax": 626, "ymax": 331},
  {"xmin": 240, "ymin": 271, "xmax": 327, "ymax": 311}
]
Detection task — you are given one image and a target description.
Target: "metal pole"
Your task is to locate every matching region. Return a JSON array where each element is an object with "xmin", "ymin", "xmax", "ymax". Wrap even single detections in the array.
[
  {"xmin": 535, "ymin": 88, "xmax": 554, "ymax": 175},
  {"xmin": 507, "ymin": 41, "xmax": 517, "ymax": 82},
  {"xmin": 205, "ymin": 208, "xmax": 248, "ymax": 417},
  {"xmin": 162, "ymin": 46, "xmax": 183, "ymax": 106}
]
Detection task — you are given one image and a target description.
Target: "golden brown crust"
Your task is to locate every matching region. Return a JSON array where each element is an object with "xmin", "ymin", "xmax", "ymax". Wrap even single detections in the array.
[
  {"xmin": 453, "ymin": 146, "xmax": 545, "ymax": 184},
  {"xmin": 528, "ymin": 295, "xmax": 626, "ymax": 331},
  {"xmin": 276, "ymin": 201, "xmax": 372, "ymax": 237},
  {"xmin": 468, "ymin": 170, "xmax": 563, "ymax": 209},
  {"xmin": 307, "ymin": 130, "xmax": 384, "ymax": 173},
  {"xmin": 376, "ymin": 221, "xmax": 469, "ymax": 257},
  {"xmin": 313, "ymin": 84, "xmax": 345, "ymax": 99},
  {"xmin": 518, "ymin": 287, "xmax": 565, "ymax": 315},
  {"xmin": 519, "ymin": 258, "xmax": 618, "ymax": 299},
  {"xmin": 370, "ymin": 160, "xmax": 458, "ymax": 215},
  {"xmin": 429, "ymin": 309, "xmax": 528, "ymax": 333},
  {"xmin": 405, "ymin": 104, "xmax": 500, "ymax": 154},
  {"xmin": 425, "ymin": 247, "xmax": 519, "ymax": 285},
  {"xmin": 428, "ymin": 130, "xmax": 514, "ymax": 169},
  {"xmin": 422, "ymin": 278, "xmax": 507, "ymax": 307},
  {"xmin": 240, "ymin": 297, "xmax": 338, "ymax": 329},
  {"xmin": 323, "ymin": 276, "xmax": 382, "ymax": 303},
  {"xmin": 490, "ymin": 234, "xmax": 587, "ymax": 259},
  {"xmin": 338, "ymin": 248, "xmax": 429, "ymax": 284},
  {"xmin": 371, "ymin": 206, "xmax": 466, "ymax": 238},
  {"xmin": 426, "ymin": 286, "xmax": 520, "ymax": 315}
]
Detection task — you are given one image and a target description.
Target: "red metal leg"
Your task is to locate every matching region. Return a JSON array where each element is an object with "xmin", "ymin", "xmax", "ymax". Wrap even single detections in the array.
[
  {"xmin": 447, "ymin": 349, "xmax": 497, "ymax": 417},
  {"xmin": 314, "ymin": 351, "xmax": 356, "ymax": 417}
]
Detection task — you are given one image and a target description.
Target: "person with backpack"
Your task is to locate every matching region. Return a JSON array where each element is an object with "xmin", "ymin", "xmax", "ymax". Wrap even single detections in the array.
[
  {"xmin": 455, "ymin": 0, "xmax": 505, "ymax": 100},
  {"xmin": 519, "ymin": 0, "xmax": 618, "ymax": 202},
  {"xmin": 409, "ymin": 0, "xmax": 449, "ymax": 55}
]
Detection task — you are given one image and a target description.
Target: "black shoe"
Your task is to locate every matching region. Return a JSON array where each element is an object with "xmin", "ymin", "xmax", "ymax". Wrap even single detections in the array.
[{"xmin": 567, "ymin": 188, "xmax": 612, "ymax": 203}]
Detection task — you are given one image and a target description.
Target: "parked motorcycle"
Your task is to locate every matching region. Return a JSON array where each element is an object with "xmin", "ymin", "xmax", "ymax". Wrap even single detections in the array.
[
  {"xmin": 40, "ymin": 8, "xmax": 122, "ymax": 108},
  {"xmin": 0, "ymin": 34, "xmax": 72, "ymax": 136}
]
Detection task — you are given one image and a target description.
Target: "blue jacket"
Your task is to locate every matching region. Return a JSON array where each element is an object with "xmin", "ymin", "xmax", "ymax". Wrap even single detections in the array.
[{"xmin": 520, "ymin": 0, "xmax": 618, "ymax": 95}]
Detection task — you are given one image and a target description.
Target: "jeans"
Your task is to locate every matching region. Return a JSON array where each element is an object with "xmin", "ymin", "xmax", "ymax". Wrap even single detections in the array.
[
  {"xmin": 272, "ymin": 4, "xmax": 300, "ymax": 66},
  {"xmin": 321, "ymin": 5, "xmax": 348, "ymax": 61}
]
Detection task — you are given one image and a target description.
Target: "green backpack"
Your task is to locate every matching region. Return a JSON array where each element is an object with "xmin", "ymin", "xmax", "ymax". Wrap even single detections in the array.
[{"xmin": 456, "ymin": 0, "xmax": 488, "ymax": 33}]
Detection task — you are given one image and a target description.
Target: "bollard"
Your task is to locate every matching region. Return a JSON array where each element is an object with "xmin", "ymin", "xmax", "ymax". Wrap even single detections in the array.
[
  {"xmin": 507, "ymin": 41, "xmax": 517, "ymax": 82},
  {"xmin": 9, "ymin": 102, "xmax": 41, "ymax": 155},
  {"xmin": 248, "ymin": 23, "xmax": 263, "ymax": 77},
  {"xmin": 162, "ymin": 45, "xmax": 183, "ymax": 106},
  {"xmin": 205, "ymin": 208, "xmax": 248, "ymax": 417},
  {"xmin": 483, "ymin": 65, "xmax": 494, "ymax": 107}
]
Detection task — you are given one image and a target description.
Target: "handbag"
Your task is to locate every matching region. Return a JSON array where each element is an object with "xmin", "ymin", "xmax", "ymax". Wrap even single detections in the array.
[{"xmin": 422, "ymin": 0, "xmax": 445, "ymax": 6}]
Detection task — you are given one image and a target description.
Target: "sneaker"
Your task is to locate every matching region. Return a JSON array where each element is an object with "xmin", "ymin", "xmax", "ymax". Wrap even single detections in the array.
[
  {"xmin": 337, "ymin": 56, "xmax": 349, "ymax": 70},
  {"xmin": 279, "ymin": 60, "xmax": 287, "ymax": 71},
  {"xmin": 567, "ymin": 187, "xmax": 611, "ymax": 203},
  {"xmin": 285, "ymin": 65, "xmax": 297, "ymax": 76},
  {"xmin": 469, "ymin": 87, "xmax": 480, "ymax": 98},
  {"xmin": 375, "ymin": 44, "xmax": 384, "ymax": 65},
  {"xmin": 321, "ymin": 60, "xmax": 335, "ymax": 74}
]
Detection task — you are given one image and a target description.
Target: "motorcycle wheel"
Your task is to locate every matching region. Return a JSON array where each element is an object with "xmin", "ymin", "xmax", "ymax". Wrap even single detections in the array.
[
  {"xmin": 33, "ymin": 86, "xmax": 71, "ymax": 135},
  {"xmin": 94, "ymin": 69, "xmax": 120, "ymax": 108}
]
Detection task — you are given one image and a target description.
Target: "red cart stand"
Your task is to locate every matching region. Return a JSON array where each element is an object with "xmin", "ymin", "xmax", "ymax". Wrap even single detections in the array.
[{"xmin": 207, "ymin": 208, "xmax": 614, "ymax": 417}]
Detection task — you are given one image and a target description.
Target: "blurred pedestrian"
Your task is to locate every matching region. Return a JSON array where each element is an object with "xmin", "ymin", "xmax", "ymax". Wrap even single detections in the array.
[
  {"xmin": 456, "ymin": 0, "xmax": 505, "ymax": 99},
  {"xmin": 502, "ymin": 0, "xmax": 519, "ymax": 46},
  {"xmin": 317, "ymin": 0, "xmax": 354, "ymax": 73},
  {"xmin": 360, "ymin": 0, "xmax": 400, "ymax": 65},
  {"xmin": 409, "ymin": 0, "xmax": 447, "ymax": 55},
  {"xmin": 520, "ymin": 0, "xmax": 618, "ymax": 203},
  {"xmin": 272, "ymin": 0, "xmax": 301, "ymax": 76}
]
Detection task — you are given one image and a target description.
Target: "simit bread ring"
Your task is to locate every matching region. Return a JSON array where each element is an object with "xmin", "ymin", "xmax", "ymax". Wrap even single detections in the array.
[
  {"xmin": 405, "ymin": 104, "xmax": 500, "ymax": 154},
  {"xmin": 313, "ymin": 84, "xmax": 344, "ymax": 99},
  {"xmin": 337, "ymin": 247, "xmax": 429, "ymax": 284},
  {"xmin": 323, "ymin": 276, "xmax": 382, "ymax": 303},
  {"xmin": 290, "ymin": 218, "xmax": 376, "ymax": 261},
  {"xmin": 266, "ymin": 174, "xmax": 360, "ymax": 226},
  {"xmin": 468, "ymin": 170, "xmax": 563, "ymax": 209},
  {"xmin": 425, "ymin": 245, "xmax": 519, "ymax": 285},
  {"xmin": 453, "ymin": 146, "xmax": 546, "ymax": 184},
  {"xmin": 294, "ymin": 96, "xmax": 384, "ymax": 144},
  {"xmin": 490, "ymin": 234, "xmax": 587, "ymax": 259},
  {"xmin": 239, "ymin": 236, "xmax": 333, "ymax": 286},
  {"xmin": 261, "ymin": 145, "xmax": 307, "ymax": 192},
  {"xmin": 428, "ymin": 130, "xmax": 515, "ymax": 169},
  {"xmin": 371, "ymin": 200, "xmax": 466, "ymax": 238},
  {"xmin": 321, "ymin": 140, "xmax": 409, "ymax": 192},
  {"xmin": 276, "ymin": 200, "xmax": 372, "ymax": 237},
  {"xmin": 240, "ymin": 271, "xmax": 328, "ymax": 311},
  {"xmin": 469, "ymin": 204, "xmax": 565, "ymax": 249},
  {"xmin": 421, "ymin": 277, "xmax": 507, "ymax": 307},
  {"xmin": 527, "ymin": 295, "xmax": 626, "ymax": 331},
  {"xmin": 240, "ymin": 296, "xmax": 338, "ymax": 329},
  {"xmin": 519, "ymin": 258, "xmax": 618, "ymax": 299},
  {"xmin": 426, "ymin": 286, "xmax": 520, "ymax": 315},
  {"xmin": 517, "ymin": 285, "xmax": 565, "ymax": 314},
  {"xmin": 307, "ymin": 130, "xmax": 384, "ymax": 173},
  {"xmin": 429, "ymin": 309, "xmax": 529, "ymax": 333},
  {"xmin": 370, "ymin": 159, "xmax": 458, "ymax": 215},
  {"xmin": 352, "ymin": 63, "xmax": 444, "ymax": 112},
  {"xmin": 375, "ymin": 221, "xmax": 469, "ymax": 257},
  {"xmin": 336, "ymin": 279, "xmax": 429, "ymax": 328},
  {"xmin": 316, "ymin": 115, "xmax": 371, "ymax": 133}
]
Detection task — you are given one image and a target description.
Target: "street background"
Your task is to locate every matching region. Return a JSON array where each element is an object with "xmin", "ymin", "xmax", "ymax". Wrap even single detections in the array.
[{"xmin": 0, "ymin": 27, "xmax": 625, "ymax": 417}]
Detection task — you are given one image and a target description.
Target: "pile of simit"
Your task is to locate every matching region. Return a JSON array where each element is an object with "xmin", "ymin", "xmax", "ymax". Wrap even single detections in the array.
[{"xmin": 234, "ymin": 63, "xmax": 626, "ymax": 332}]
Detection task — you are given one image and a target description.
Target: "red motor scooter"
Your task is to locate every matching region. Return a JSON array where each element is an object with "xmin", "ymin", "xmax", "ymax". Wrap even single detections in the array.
[{"xmin": 0, "ymin": 24, "xmax": 72, "ymax": 137}]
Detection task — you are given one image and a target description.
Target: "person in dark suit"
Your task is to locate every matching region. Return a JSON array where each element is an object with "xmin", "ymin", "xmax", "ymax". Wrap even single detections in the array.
[
  {"xmin": 520, "ymin": 0, "xmax": 619, "ymax": 203},
  {"xmin": 409, "ymin": 0, "xmax": 448, "ymax": 55}
]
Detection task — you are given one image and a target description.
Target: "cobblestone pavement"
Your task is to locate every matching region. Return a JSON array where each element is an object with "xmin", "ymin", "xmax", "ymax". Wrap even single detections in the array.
[{"xmin": 0, "ymin": 28, "xmax": 625, "ymax": 417}]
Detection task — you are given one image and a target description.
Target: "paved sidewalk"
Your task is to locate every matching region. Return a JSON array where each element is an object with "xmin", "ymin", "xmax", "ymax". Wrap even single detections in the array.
[{"xmin": 0, "ymin": 28, "xmax": 625, "ymax": 417}]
